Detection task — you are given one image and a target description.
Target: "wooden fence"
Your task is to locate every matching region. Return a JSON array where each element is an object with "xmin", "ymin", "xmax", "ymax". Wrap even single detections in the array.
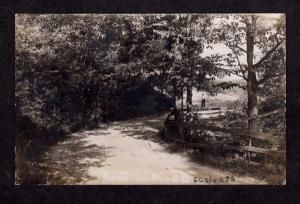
[
  {"xmin": 174, "ymin": 139, "xmax": 285, "ymax": 158},
  {"xmin": 176, "ymin": 105, "xmax": 225, "ymax": 116},
  {"xmin": 166, "ymin": 108, "xmax": 286, "ymax": 160},
  {"xmin": 185, "ymin": 123, "xmax": 285, "ymax": 144}
]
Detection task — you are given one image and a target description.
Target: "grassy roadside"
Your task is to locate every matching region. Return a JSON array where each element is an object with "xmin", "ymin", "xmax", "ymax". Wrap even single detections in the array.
[{"xmin": 163, "ymin": 140, "xmax": 285, "ymax": 185}]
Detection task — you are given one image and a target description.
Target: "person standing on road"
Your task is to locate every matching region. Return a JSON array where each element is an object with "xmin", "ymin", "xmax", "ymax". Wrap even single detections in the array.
[{"xmin": 201, "ymin": 94, "xmax": 206, "ymax": 108}]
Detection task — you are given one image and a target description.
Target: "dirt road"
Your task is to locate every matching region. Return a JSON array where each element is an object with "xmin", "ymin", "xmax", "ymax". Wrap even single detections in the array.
[{"xmin": 39, "ymin": 113, "xmax": 266, "ymax": 185}]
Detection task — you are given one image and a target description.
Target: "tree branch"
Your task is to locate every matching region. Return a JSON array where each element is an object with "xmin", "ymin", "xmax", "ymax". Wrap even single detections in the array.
[
  {"xmin": 237, "ymin": 46, "xmax": 247, "ymax": 53},
  {"xmin": 229, "ymin": 47, "xmax": 248, "ymax": 80},
  {"xmin": 253, "ymin": 41, "xmax": 283, "ymax": 68},
  {"xmin": 217, "ymin": 66, "xmax": 247, "ymax": 80},
  {"xmin": 232, "ymin": 50, "xmax": 243, "ymax": 69}
]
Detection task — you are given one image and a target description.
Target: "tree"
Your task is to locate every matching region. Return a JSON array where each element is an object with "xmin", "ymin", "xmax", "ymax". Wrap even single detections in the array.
[
  {"xmin": 16, "ymin": 14, "xmax": 175, "ymax": 125},
  {"xmin": 15, "ymin": 14, "xmax": 117, "ymax": 126},
  {"xmin": 129, "ymin": 14, "xmax": 228, "ymax": 113},
  {"xmin": 15, "ymin": 14, "xmax": 244, "ymax": 129},
  {"xmin": 211, "ymin": 14, "xmax": 286, "ymax": 138}
]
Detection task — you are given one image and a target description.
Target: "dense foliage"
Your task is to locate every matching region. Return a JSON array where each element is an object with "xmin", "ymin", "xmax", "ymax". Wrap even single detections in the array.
[
  {"xmin": 15, "ymin": 14, "xmax": 286, "ymax": 185},
  {"xmin": 16, "ymin": 14, "xmax": 229, "ymax": 147}
]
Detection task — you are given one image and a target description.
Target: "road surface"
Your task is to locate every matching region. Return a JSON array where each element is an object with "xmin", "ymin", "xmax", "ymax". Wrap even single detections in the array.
[{"xmin": 39, "ymin": 113, "xmax": 266, "ymax": 185}]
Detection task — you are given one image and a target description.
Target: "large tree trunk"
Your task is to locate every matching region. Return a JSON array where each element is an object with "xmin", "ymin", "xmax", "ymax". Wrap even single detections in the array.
[
  {"xmin": 247, "ymin": 72, "xmax": 258, "ymax": 135},
  {"xmin": 246, "ymin": 16, "xmax": 258, "ymax": 142},
  {"xmin": 186, "ymin": 83, "xmax": 193, "ymax": 114}
]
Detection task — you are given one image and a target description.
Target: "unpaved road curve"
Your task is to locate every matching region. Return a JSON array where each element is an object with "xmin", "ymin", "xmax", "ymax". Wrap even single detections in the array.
[{"xmin": 40, "ymin": 113, "xmax": 266, "ymax": 185}]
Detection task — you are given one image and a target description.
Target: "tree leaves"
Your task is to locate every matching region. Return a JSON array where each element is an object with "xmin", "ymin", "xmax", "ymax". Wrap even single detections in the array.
[{"xmin": 16, "ymin": 14, "xmax": 285, "ymax": 128}]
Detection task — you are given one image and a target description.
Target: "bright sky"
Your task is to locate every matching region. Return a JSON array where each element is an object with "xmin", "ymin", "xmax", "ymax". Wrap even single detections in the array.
[{"xmin": 200, "ymin": 44, "xmax": 242, "ymax": 82}]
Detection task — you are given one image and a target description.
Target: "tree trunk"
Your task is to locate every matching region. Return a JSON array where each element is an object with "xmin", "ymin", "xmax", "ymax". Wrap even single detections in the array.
[
  {"xmin": 181, "ymin": 86, "xmax": 184, "ymax": 111},
  {"xmin": 246, "ymin": 16, "xmax": 258, "ymax": 141},
  {"xmin": 186, "ymin": 83, "xmax": 193, "ymax": 114},
  {"xmin": 247, "ymin": 72, "xmax": 258, "ymax": 135},
  {"xmin": 173, "ymin": 79, "xmax": 177, "ymax": 110}
]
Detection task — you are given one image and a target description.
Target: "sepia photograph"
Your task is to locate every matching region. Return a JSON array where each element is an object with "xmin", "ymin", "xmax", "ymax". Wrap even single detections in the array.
[{"xmin": 15, "ymin": 13, "xmax": 286, "ymax": 185}]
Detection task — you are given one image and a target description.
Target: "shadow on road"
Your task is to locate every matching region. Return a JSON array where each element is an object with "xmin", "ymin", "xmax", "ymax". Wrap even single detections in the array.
[
  {"xmin": 35, "ymin": 133, "xmax": 114, "ymax": 184},
  {"xmin": 116, "ymin": 113, "xmax": 167, "ymax": 144}
]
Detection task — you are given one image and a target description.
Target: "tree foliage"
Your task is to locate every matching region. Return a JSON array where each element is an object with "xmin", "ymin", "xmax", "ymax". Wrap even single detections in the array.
[
  {"xmin": 16, "ymin": 14, "xmax": 285, "ymax": 138},
  {"xmin": 16, "ymin": 14, "xmax": 228, "ymax": 132}
]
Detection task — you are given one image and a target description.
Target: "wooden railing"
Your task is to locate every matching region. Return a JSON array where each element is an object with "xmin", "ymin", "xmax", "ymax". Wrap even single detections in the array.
[
  {"xmin": 174, "ymin": 139, "xmax": 285, "ymax": 157},
  {"xmin": 176, "ymin": 105, "xmax": 224, "ymax": 116},
  {"xmin": 167, "ymin": 108, "xmax": 286, "ymax": 159},
  {"xmin": 185, "ymin": 123, "xmax": 285, "ymax": 144}
]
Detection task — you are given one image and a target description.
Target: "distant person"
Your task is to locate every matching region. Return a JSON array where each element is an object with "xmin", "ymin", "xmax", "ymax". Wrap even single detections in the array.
[{"xmin": 201, "ymin": 98, "xmax": 206, "ymax": 108}]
